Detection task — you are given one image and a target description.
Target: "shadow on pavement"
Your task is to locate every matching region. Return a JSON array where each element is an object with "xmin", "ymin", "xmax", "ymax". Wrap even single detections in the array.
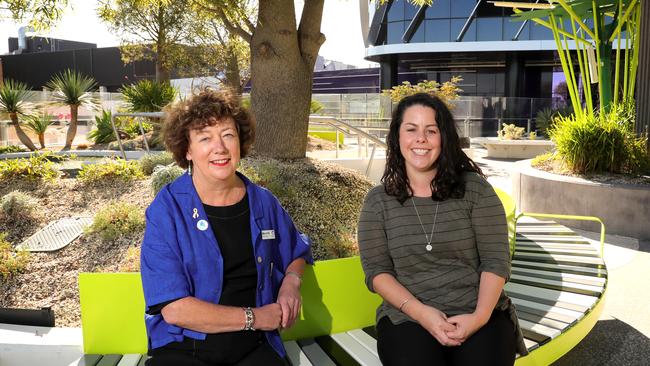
[{"xmin": 553, "ymin": 318, "xmax": 650, "ymax": 366}]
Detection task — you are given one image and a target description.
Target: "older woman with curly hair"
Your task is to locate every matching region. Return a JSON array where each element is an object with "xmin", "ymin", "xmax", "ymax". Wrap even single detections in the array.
[
  {"xmin": 358, "ymin": 93, "xmax": 526, "ymax": 366},
  {"xmin": 140, "ymin": 89, "xmax": 312, "ymax": 366}
]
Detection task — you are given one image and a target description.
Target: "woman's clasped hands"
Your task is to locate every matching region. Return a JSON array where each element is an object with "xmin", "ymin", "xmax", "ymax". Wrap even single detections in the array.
[{"xmin": 413, "ymin": 303, "xmax": 488, "ymax": 347}]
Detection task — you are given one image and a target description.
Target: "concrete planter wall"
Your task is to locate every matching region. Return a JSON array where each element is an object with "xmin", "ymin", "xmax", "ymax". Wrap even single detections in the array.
[
  {"xmin": 481, "ymin": 138, "xmax": 555, "ymax": 159},
  {"xmin": 512, "ymin": 159, "xmax": 650, "ymax": 239}
]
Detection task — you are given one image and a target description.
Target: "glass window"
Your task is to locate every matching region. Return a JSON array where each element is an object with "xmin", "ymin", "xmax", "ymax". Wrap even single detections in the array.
[
  {"xmin": 495, "ymin": 72, "xmax": 505, "ymax": 95},
  {"xmin": 387, "ymin": 1, "xmax": 404, "ymax": 22},
  {"xmin": 477, "ymin": 72, "xmax": 497, "ymax": 95},
  {"xmin": 451, "ymin": 0, "xmax": 476, "ymax": 18},
  {"xmin": 410, "ymin": 21, "xmax": 425, "ymax": 43},
  {"xmin": 504, "ymin": 19, "xmax": 528, "ymax": 40},
  {"xmin": 476, "ymin": 1, "xmax": 502, "ymax": 17},
  {"xmin": 387, "ymin": 22, "xmax": 405, "ymax": 44},
  {"xmin": 405, "ymin": 3, "xmax": 419, "ymax": 20},
  {"xmin": 451, "ymin": 18, "xmax": 476, "ymax": 42},
  {"xmin": 477, "ymin": 17, "xmax": 503, "ymax": 41},
  {"xmin": 530, "ymin": 23, "xmax": 553, "ymax": 40},
  {"xmin": 425, "ymin": 19, "xmax": 451, "ymax": 42},
  {"xmin": 426, "ymin": 0, "xmax": 450, "ymax": 19}
]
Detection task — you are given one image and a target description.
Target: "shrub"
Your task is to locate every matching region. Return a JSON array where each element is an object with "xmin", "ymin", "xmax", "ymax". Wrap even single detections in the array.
[
  {"xmin": 498, "ymin": 124, "xmax": 525, "ymax": 140},
  {"xmin": 88, "ymin": 110, "xmax": 116, "ymax": 144},
  {"xmin": 120, "ymin": 80, "xmax": 177, "ymax": 112},
  {"xmin": 23, "ymin": 112, "xmax": 55, "ymax": 149},
  {"xmin": 0, "ymin": 145, "xmax": 25, "ymax": 154},
  {"xmin": 0, "ymin": 232, "xmax": 29, "ymax": 280},
  {"xmin": 382, "ymin": 78, "xmax": 463, "ymax": 107},
  {"xmin": 119, "ymin": 246, "xmax": 141, "ymax": 272},
  {"xmin": 0, "ymin": 153, "xmax": 59, "ymax": 181},
  {"xmin": 239, "ymin": 157, "xmax": 373, "ymax": 260},
  {"xmin": 0, "ymin": 191, "xmax": 38, "ymax": 219},
  {"xmin": 535, "ymin": 106, "xmax": 573, "ymax": 135},
  {"xmin": 151, "ymin": 164, "xmax": 184, "ymax": 194},
  {"xmin": 85, "ymin": 201, "xmax": 145, "ymax": 242},
  {"xmin": 140, "ymin": 152, "xmax": 175, "ymax": 175},
  {"xmin": 77, "ymin": 158, "xmax": 145, "ymax": 184},
  {"xmin": 550, "ymin": 104, "xmax": 650, "ymax": 174},
  {"xmin": 310, "ymin": 100, "xmax": 324, "ymax": 114},
  {"xmin": 124, "ymin": 119, "xmax": 154, "ymax": 138}
]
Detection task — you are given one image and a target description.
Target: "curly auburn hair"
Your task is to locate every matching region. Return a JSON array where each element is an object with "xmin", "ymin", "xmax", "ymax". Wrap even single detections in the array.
[
  {"xmin": 382, "ymin": 93, "xmax": 483, "ymax": 203},
  {"xmin": 162, "ymin": 88, "xmax": 255, "ymax": 169}
]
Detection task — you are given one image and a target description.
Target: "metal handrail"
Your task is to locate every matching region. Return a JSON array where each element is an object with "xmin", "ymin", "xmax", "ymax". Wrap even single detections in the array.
[
  {"xmin": 309, "ymin": 115, "xmax": 387, "ymax": 176},
  {"xmin": 111, "ymin": 112, "xmax": 165, "ymax": 159}
]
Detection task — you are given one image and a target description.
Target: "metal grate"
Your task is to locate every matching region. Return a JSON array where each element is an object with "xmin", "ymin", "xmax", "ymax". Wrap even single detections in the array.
[{"xmin": 17, "ymin": 217, "xmax": 93, "ymax": 252}]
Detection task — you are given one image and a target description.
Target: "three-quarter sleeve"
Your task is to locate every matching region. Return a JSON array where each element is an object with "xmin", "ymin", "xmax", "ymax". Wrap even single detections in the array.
[
  {"xmin": 140, "ymin": 203, "xmax": 191, "ymax": 309},
  {"xmin": 471, "ymin": 182, "xmax": 511, "ymax": 281},
  {"xmin": 357, "ymin": 189, "xmax": 396, "ymax": 292}
]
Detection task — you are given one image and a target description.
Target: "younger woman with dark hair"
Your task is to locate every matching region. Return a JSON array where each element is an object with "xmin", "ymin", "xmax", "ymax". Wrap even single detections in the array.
[{"xmin": 358, "ymin": 93, "xmax": 526, "ymax": 365}]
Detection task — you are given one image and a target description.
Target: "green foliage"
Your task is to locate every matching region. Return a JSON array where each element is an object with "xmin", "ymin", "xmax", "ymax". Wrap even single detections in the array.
[
  {"xmin": 151, "ymin": 164, "xmax": 184, "ymax": 194},
  {"xmin": 85, "ymin": 201, "xmax": 145, "ymax": 242},
  {"xmin": 0, "ymin": 153, "xmax": 59, "ymax": 181},
  {"xmin": 139, "ymin": 152, "xmax": 175, "ymax": 175},
  {"xmin": 124, "ymin": 119, "xmax": 153, "ymax": 137},
  {"xmin": 535, "ymin": 106, "xmax": 573, "ymax": 135},
  {"xmin": 0, "ymin": 145, "xmax": 26, "ymax": 154},
  {"xmin": 88, "ymin": 110, "xmax": 116, "ymax": 144},
  {"xmin": 0, "ymin": 191, "xmax": 38, "ymax": 220},
  {"xmin": 0, "ymin": 232, "xmax": 29, "ymax": 280},
  {"xmin": 0, "ymin": 0, "xmax": 70, "ymax": 31},
  {"xmin": 239, "ymin": 157, "xmax": 373, "ymax": 260},
  {"xmin": 498, "ymin": 124, "xmax": 525, "ymax": 140},
  {"xmin": 23, "ymin": 111, "xmax": 54, "ymax": 134},
  {"xmin": 382, "ymin": 78, "xmax": 463, "ymax": 107},
  {"xmin": 120, "ymin": 80, "xmax": 177, "ymax": 112},
  {"xmin": 550, "ymin": 104, "xmax": 650, "ymax": 174},
  {"xmin": 77, "ymin": 159, "xmax": 145, "ymax": 184},
  {"xmin": 46, "ymin": 69, "xmax": 98, "ymax": 107},
  {"xmin": 0, "ymin": 79, "xmax": 34, "ymax": 114},
  {"xmin": 310, "ymin": 99, "xmax": 324, "ymax": 115}
]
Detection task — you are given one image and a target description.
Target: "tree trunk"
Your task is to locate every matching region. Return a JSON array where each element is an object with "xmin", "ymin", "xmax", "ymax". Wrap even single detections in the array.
[
  {"xmin": 8, "ymin": 112, "xmax": 37, "ymax": 151},
  {"xmin": 63, "ymin": 105, "xmax": 78, "ymax": 150},
  {"xmin": 249, "ymin": 0, "xmax": 324, "ymax": 159},
  {"xmin": 38, "ymin": 133, "xmax": 45, "ymax": 149},
  {"xmin": 156, "ymin": 60, "xmax": 170, "ymax": 83},
  {"xmin": 225, "ymin": 46, "xmax": 242, "ymax": 94}
]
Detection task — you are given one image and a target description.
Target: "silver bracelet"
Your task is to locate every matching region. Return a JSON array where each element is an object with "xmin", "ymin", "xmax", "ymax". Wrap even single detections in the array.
[
  {"xmin": 243, "ymin": 307, "xmax": 255, "ymax": 331},
  {"xmin": 398, "ymin": 298, "xmax": 411, "ymax": 312},
  {"xmin": 285, "ymin": 271, "xmax": 302, "ymax": 284}
]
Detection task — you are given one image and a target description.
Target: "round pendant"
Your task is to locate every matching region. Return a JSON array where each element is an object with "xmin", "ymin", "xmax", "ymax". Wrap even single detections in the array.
[{"xmin": 425, "ymin": 244, "xmax": 433, "ymax": 252}]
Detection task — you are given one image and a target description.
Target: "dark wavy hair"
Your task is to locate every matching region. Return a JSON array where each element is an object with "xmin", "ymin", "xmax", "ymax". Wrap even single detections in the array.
[
  {"xmin": 382, "ymin": 93, "xmax": 483, "ymax": 203},
  {"xmin": 162, "ymin": 88, "xmax": 255, "ymax": 169}
]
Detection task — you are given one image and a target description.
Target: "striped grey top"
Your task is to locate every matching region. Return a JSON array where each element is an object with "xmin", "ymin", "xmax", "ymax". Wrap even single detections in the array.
[{"xmin": 358, "ymin": 172, "xmax": 526, "ymax": 354}]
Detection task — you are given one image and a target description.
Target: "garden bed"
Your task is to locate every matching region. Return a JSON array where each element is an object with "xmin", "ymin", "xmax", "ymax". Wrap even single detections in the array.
[{"xmin": 479, "ymin": 138, "xmax": 555, "ymax": 159}]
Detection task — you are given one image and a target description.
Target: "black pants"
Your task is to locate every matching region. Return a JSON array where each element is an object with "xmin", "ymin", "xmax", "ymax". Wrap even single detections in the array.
[
  {"xmin": 145, "ymin": 341, "xmax": 289, "ymax": 366},
  {"xmin": 377, "ymin": 310, "xmax": 517, "ymax": 366}
]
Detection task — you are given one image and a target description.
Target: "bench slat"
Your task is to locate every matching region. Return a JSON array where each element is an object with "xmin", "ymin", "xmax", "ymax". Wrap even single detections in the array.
[
  {"xmin": 516, "ymin": 241, "xmax": 596, "ymax": 251},
  {"xmin": 516, "ymin": 309, "xmax": 571, "ymax": 331},
  {"xmin": 512, "ymin": 298, "xmax": 583, "ymax": 323},
  {"xmin": 331, "ymin": 332, "xmax": 382, "ymax": 366},
  {"xmin": 73, "ymin": 355, "xmax": 103, "ymax": 366},
  {"xmin": 284, "ymin": 340, "xmax": 313, "ymax": 366},
  {"xmin": 137, "ymin": 356, "xmax": 147, "ymax": 366},
  {"xmin": 116, "ymin": 354, "xmax": 141, "ymax": 366},
  {"xmin": 297, "ymin": 339, "xmax": 336, "ymax": 366},
  {"xmin": 505, "ymin": 282, "xmax": 597, "ymax": 311},
  {"xmin": 347, "ymin": 329, "xmax": 379, "ymax": 357},
  {"xmin": 512, "ymin": 259, "xmax": 607, "ymax": 276},
  {"xmin": 515, "ymin": 246, "xmax": 600, "ymax": 258},
  {"xmin": 515, "ymin": 226, "xmax": 574, "ymax": 233},
  {"xmin": 518, "ymin": 318, "xmax": 561, "ymax": 339},
  {"xmin": 523, "ymin": 337, "xmax": 539, "ymax": 351},
  {"xmin": 96, "ymin": 355, "xmax": 122, "ymax": 366},
  {"xmin": 516, "ymin": 235, "xmax": 591, "ymax": 243},
  {"xmin": 512, "ymin": 267, "xmax": 606, "ymax": 286},
  {"xmin": 513, "ymin": 252, "xmax": 605, "ymax": 267},
  {"xmin": 510, "ymin": 274, "xmax": 604, "ymax": 296},
  {"xmin": 314, "ymin": 336, "xmax": 362, "ymax": 366}
]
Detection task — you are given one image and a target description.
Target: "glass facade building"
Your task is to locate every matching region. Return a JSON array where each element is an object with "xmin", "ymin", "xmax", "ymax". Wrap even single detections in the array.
[{"xmin": 363, "ymin": 0, "xmax": 569, "ymax": 100}]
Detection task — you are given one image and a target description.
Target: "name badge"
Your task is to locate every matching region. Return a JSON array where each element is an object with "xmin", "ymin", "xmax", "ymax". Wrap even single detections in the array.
[{"xmin": 262, "ymin": 230, "xmax": 276, "ymax": 240}]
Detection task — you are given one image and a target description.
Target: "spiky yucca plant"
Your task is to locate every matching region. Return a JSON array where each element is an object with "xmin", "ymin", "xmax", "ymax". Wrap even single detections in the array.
[
  {"xmin": 87, "ymin": 110, "xmax": 116, "ymax": 144},
  {"xmin": 24, "ymin": 112, "xmax": 55, "ymax": 149},
  {"xmin": 0, "ymin": 79, "xmax": 37, "ymax": 151},
  {"xmin": 46, "ymin": 69, "xmax": 99, "ymax": 150},
  {"xmin": 120, "ymin": 80, "xmax": 177, "ymax": 112}
]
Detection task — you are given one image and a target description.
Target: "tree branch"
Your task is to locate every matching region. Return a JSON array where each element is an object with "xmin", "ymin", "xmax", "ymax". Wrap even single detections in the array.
[{"xmin": 298, "ymin": 0, "xmax": 325, "ymax": 62}]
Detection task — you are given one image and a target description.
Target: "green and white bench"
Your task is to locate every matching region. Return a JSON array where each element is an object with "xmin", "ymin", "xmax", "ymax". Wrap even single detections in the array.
[{"xmin": 75, "ymin": 194, "xmax": 607, "ymax": 366}]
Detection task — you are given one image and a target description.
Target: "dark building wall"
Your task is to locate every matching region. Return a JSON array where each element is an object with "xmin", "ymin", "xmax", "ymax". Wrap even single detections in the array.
[
  {"xmin": 0, "ymin": 46, "xmax": 155, "ymax": 91},
  {"xmin": 8, "ymin": 37, "xmax": 96, "ymax": 53}
]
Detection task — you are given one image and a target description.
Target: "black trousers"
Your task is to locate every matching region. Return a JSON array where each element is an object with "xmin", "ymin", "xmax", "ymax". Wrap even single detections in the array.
[
  {"xmin": 145, "ymin": 341, "xmax": 289, "ymax": 366},
  {"xmin": 377, "ymin": 310, "xmax": 517, "ymax": 366}
]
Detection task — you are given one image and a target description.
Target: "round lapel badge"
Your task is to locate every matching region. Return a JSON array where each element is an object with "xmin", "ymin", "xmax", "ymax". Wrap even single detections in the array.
[{"xmin": 197, "ymin": 219, "xmax": 209, "ymax": 231}]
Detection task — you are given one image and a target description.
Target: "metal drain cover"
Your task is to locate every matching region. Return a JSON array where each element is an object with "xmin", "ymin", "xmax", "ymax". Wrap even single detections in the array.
[{"xmin": 17, "ymin": 217, "xmax": 93, "ymax": 252}]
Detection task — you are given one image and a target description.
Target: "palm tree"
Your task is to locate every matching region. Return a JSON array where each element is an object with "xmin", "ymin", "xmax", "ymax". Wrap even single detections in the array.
[
  {"xmin": 24, "ymin": 111, "xmax": 55, "ymax": 149},
  {"xmin": 46, "ymin": 70, "xmax": 99, "ymax": 150},
  {"xmin": 0, "ymin": 79, "xmax": 37, "ymax": 151}
]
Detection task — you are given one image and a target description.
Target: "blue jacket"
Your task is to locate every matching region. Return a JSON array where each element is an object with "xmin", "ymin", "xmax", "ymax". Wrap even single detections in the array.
[{"xmin": 140, "ymin": 172, "xmax": 313, "ymax": 357}]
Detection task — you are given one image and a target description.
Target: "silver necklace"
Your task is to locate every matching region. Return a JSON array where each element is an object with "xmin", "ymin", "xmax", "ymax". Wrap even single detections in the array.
[{"xmin": 411, "ymin": 198, "xmax": 439, "ymax": 252}]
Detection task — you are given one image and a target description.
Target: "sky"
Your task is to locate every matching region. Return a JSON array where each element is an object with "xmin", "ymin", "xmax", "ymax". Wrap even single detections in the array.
[{"xmin": 0, "ymin": 0, "xmax": 377, "ymax": 68}]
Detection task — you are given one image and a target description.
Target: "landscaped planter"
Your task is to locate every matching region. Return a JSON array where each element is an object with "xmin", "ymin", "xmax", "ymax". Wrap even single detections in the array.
[
  {"xmin": 481, "ymin": 138, "xmax": 555, "ymax": 159},
  {"xmin": 512, "ymin": 159, "xmax": 650, "ymax": 239}
]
